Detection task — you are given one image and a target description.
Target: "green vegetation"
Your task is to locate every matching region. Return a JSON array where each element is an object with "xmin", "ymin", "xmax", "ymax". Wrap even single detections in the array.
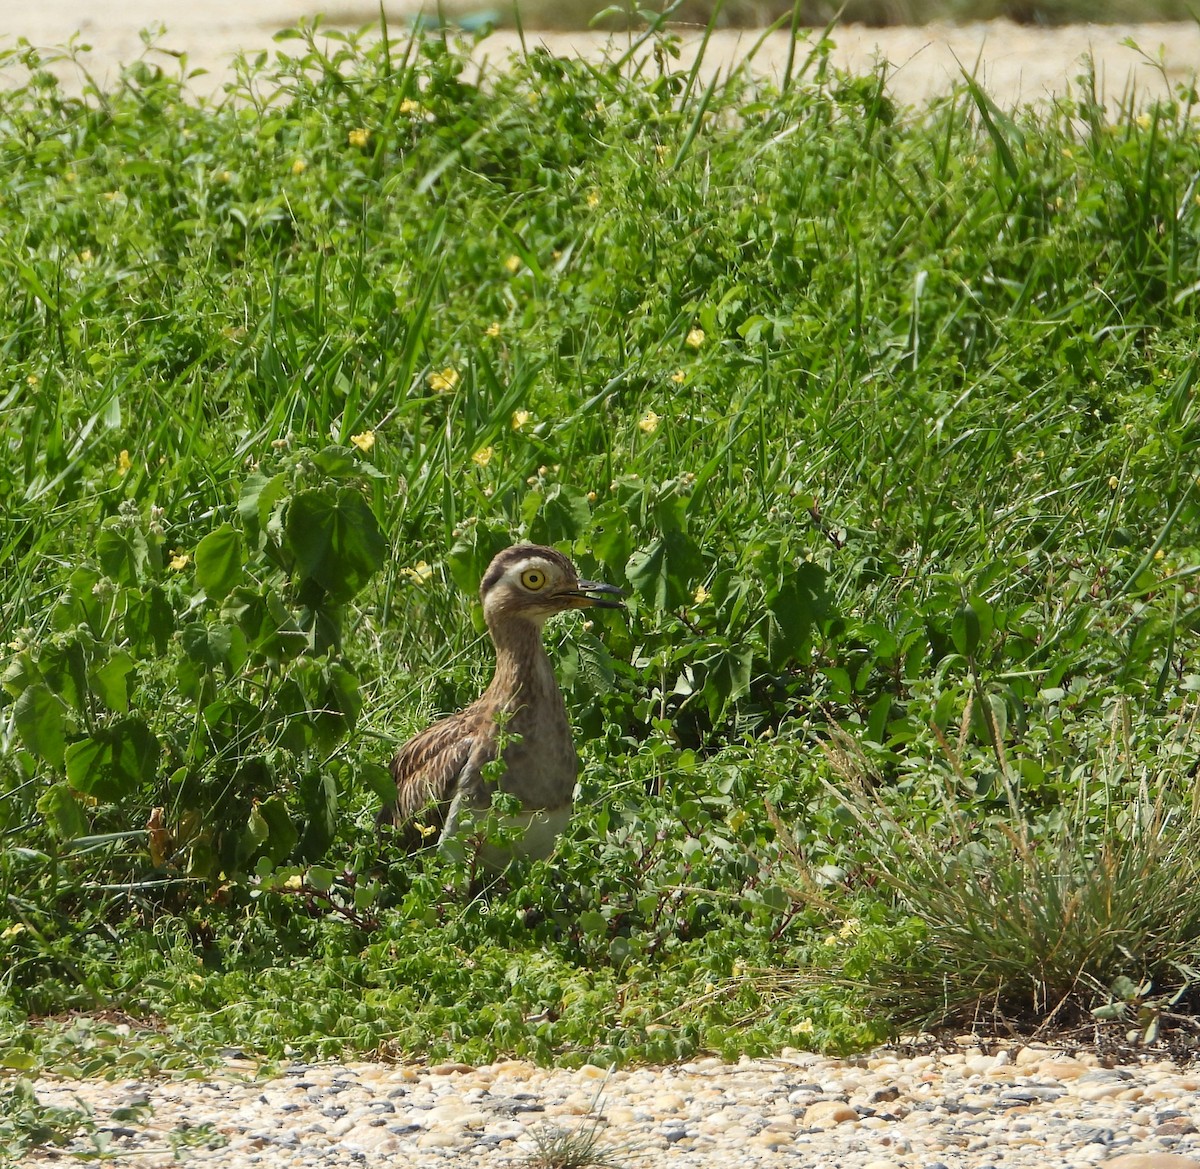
[{"xmin": 3, "ymin": 15, "xmax": 1200, "ymax": 1120}]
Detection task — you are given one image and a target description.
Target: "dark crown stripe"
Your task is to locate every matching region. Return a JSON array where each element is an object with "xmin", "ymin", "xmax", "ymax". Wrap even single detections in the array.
[{"xmin": 479, "ymin": 544, "xmax": 574, "ymax": 596}]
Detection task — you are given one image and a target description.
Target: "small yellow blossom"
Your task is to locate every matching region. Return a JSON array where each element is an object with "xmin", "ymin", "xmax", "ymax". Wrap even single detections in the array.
[
  {"xmin": 117, "ymin": 449, "xmax": 132, "ymax": 475},
  {"xmin": 402, "ymin": 560, "xmax": 434, "ymax": 584},
  {"xmin": 348, "ymin": 127, "xmax": 371, "ymax": 148},
  {"xmin": 472, "ymin": 446, "xmax": 494, "ymax": 468},
  {"xmin": 685, "ymin": 327, "xmax": 705, "ymax": 349},
  {"xmin": 586, "ymin": 191, "xmax": 600, "ymax": 209},
  {"xmin": 731, "ymin": 961, "xmax": 743, "ymax": 978},
  {"xmin": 169, "ymin": 551, "xmax": 190, "ymax": 571},
  {"xmin": 1154, "ymin": 549, "xmax": 1165, "ymax": 561},
  {"xmin": 586, "ymin": 491, "xmax": 597, "ymax": 502},
  {"xmin": 671, "ymin": 369, "xmax": 686, "ymax": 384},
  {"xmin": 283, "ymin": 874, "xmax": 304, "ymax": 891},
  {"xmin": 512, "ymin": 409, "xmax": 532, "ymax": 430},
  {"xmin": 727, "ymin": 808, "xmax": 747, "ymax": 831},
  {"xmin": 350, "ymin": 430, "xmax": 375, "ymax": 453},
  {"xmin": 485, "ymin": 321, "xmax": 501, "ymax": 338},
  {"xmin": 693, "ymin": 584, "xmax": 711, "ymax": 605},
  {"xmin": 1, "ymin": 923, "xmax": 26, "ymax": 940},
  {"xmin": 79, "ymin": 248, "xmax": 94, "ymax": 263},
  {"xmin": 398, "ymin": 98, "xmax": 424, "ymax": 116},
  {"xmin": 215, "ymin": 170, "xmax": 233, "ymax": 184},
  {"xmin": 1136, "ymin": 112, "xmax": 1152, "ymax": 130},
  {"xmin": 65, "ymin": 170, "xmax": 77, "ymax": 183},
  {"xmin": 415, "ymin": 820, "xmax": 437, "ymax": 838},
  {"xmin": 655, "ymin": 144, "xmax": 668, "ymax": 161},
  {"xmin": 504, "ymin": 254, "xmax": 521, "ymax": 274},
  {"xmin": 291, "ymin": 158, "xmax": 307, "ymax": 175},
  {"xmin": 839, "ymin": 917, "xmax": 861, "ymax": 938},
  {"xmin": 26, "ymin": 373, "xmax": 39, "ymax": 387},
  {"xmin": 792, "ymin": 1018, "xmax": 815, "ymax": 1036},
  {"xmin": 638, "ymin": 410, "xmax": 660, "ymax": 434},
  {"xmin": 1109, "ymin": 475, "xmax": 1120, "ymax": 489},
  {"xmin": 428, "ymin": 367, "xmax": 459, "ymax": 393}
]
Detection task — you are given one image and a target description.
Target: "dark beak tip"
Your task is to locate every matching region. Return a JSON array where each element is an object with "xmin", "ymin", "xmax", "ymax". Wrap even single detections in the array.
[{"xmin": 576, "ymin": 580, "xmax": 627, "ymax": 609}]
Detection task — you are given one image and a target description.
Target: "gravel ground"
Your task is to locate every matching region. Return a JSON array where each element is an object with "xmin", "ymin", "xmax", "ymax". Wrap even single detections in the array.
[
  {"xmin": 2, "ymin": 7, "xmax": 1200, "ymax": 107},
  {"xmin": 20, "ymin": 1042, "xmax": 1200, "ymax": 1168}
]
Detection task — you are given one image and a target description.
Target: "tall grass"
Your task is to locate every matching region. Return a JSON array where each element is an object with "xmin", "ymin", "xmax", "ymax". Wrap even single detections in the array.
[{"xmin": 1, "ymin": 19, "xmax": 1200, "ymax": 1075}]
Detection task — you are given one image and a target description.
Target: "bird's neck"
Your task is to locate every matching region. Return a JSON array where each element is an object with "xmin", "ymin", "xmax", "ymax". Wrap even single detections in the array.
[{"xmin": 485, "ymin": 617, "xmax": 560, "ymax": 713}]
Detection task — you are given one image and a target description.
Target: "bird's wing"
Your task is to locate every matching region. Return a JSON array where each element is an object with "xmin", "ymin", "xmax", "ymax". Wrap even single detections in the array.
[{"xmin": 381, "ymin": 713, "xmax": 482, "ymax": 848}]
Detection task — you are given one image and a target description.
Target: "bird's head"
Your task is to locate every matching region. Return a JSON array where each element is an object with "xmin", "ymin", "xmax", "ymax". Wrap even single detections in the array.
[{"xmin": 479, "ymin": 544, "xmax": 625, "ymax": 629}]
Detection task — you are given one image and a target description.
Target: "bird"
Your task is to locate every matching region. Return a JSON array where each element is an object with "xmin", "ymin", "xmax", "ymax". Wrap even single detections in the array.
[{"xmin": 381, "ymin": 544, "xmax": 625, "ymax": 866}]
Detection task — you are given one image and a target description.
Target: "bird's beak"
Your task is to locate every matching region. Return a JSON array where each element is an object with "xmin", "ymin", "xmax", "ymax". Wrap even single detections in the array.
[{"xmin": 568, "ymin": 579, "xmax": 627, "ymax": 610}]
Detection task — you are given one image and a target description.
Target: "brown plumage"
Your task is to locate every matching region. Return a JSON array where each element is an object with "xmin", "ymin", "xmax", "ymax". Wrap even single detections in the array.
[{"xmin": 381, "ymin": 544, "xmax": 624, "ymax": 862}]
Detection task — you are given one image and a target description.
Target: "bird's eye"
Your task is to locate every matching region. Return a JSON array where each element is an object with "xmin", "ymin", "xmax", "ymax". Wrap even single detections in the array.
[{"xmin": 520, "ymin": 568, "xmax": 546, "ymax": 591}]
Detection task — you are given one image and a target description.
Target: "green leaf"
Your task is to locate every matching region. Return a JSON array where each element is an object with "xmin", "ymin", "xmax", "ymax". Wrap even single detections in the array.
[
  {"xmin": 771, "ymin": 561, "xmax": 836, "ymax": 663},
  {"xmin": 298, "ymin": 770, "xmax": 338, "ymax": 861},
  {"xmin": 531, "ymin": 483, "xmax": 590, "ymax": 544},
  {"xmin": 358, "ymin": 762, "xmax": 396, "ymax": 803},
  {"xmin": 285, "ymin": 487, "xmax": 386, "ymax": 602},
  {"xmin": 181, "ymin": 621, "xmax": 234, "ymax": 670},
  {"xmin": 97, "ymin": 523, "xmax": 150, "ymax": 587},
  {"xmin": 194, "ymin": 523, "xmax": 244, "ymax": 601},
  {"xmin": 238, "ymin": 472, "xmax": 288, "ymax": 546},
  {"xmin": 257, "ymin": 794, "xmax": 299, "ymax": 864},
  {"xmin": 37, "ymin": 781, "xmax": 89, "ymax": 839},
  {"xmin": 124, "ymin": 584, "xmax": 175, "ymax": 656},
  {"xmin": 13, "ymin": 683, "xmax": 67, "ymax": 767},
  {"xmin": 627, "ymin": 528, "xmax": 703, "ymax": 611},
  {"xmin": 91, "ymin": 651, "xmax": 134, "ymax": 714},
  {"xmin": 307, "ymin": 865, "xmax": 335, "ymax": 892},
  {"xmin": 65, "ymin": 718, "xmax": 160, "ymax": 801}
]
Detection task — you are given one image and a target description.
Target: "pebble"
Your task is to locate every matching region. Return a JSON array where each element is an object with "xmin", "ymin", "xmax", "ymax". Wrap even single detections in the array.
[{"xmin": 16, "ymin": 1043, "xmax": 1200, "ymax": 1167}]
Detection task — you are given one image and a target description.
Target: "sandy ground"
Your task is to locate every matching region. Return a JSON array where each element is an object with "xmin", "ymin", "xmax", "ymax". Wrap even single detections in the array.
[{"xmin": 2, "ymin": 3, "xmax": 1200, "ymax": 107}]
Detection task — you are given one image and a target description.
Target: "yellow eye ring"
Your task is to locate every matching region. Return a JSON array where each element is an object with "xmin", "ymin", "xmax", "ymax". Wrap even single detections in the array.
[{"xmin": 521, "ymin": 568, "xmax": 546, "ymax": 591}]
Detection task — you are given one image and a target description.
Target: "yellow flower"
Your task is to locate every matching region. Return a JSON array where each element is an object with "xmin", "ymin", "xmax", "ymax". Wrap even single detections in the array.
[
  {"xmin": 472, "ymin": 446, "xmax": 494, "ymax": 467},
  {"xmin": 485, "ymin": 321, "xmax": 501, "ymax": 338},
  {"xmin": 169, "ymin": 551, "xmax": 190, "ymax": 571},
  {"xmin": 1, "ymin": 923, "xmax": 26, "ymax": 940},
  {"xmin": 79, "ymin": 249, "xmax": 94, "ymax": 263},
  {"xmin": 215, "ymin": 170, "xmax": 233, "ymax": 184},
  {"xmin": 26, "ymin": 373, "xmax": 39, "ymax": 387},
  {"xmin": 586, "ymin": 191, "xmax": 600, "ymax": 209},
  {"xmin": 693, "ymin": 584, "xmax": 711, "ymax": 605},
  {"xmin": 685, "ymin": 327, "xmax": 705, "ymax": 349},
  {"xmin": 512, "ymin": 409, "xmax": 532, "ymax": 431},
  {"xmin": 428, "ymin": 367, "xmax": 459, "ymax": 393},
  {"xmin": 348, "ymin": 127, "xmax": 371, "ymax": 148},
  {"xmin": 727, "ymin": 808, "xmax": 746, "ymax": 831},
  {"xmin": 504, "ymin": 254, "xmax": 521, "ymax": 274},
  {"xmin": 1136, "ymin": 112, "xmax": 1152, "ymax": 130},
  {"xmin": 839, "ymin": 917, "xmax": 861, "ymax": 938},
  {"xmin": 1154, "ymin": 549, "xmax": 1165, "ymax": 561},
  {"xmin": 792, "ymin": 1018, "xmax": 815, "ymax": 1036},
  {"xmin": 117, "ymin": 449, "xmax": 132, "ymax": 475},
  {"xmin": 671, "ymin": 369, "xmax": 686, "ymax": 384},
  {"xmin": 398, "ymin": 99, "xmax": 424, "ymax": 116},
  {"xmin": 65, "ymin": 170, "xmax": 77, "ymax": 183},
  {"xmin": 291, "ymin": 158, "xmax": 307, "ymax": 175},
  {"xmin": 350, "ymin": 430, "xmax": 375, "ymax": 453},
  {"xmin": 638, "ymin": 410, "xmax": 660, "ymax": 434},
  {"xmin": 402, "ymin": 560, "xmax": 434, "ymax": 584},
  {"xmin": 1108, "ymin": 475, "xmax": 1120, "ymax": 489}
]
